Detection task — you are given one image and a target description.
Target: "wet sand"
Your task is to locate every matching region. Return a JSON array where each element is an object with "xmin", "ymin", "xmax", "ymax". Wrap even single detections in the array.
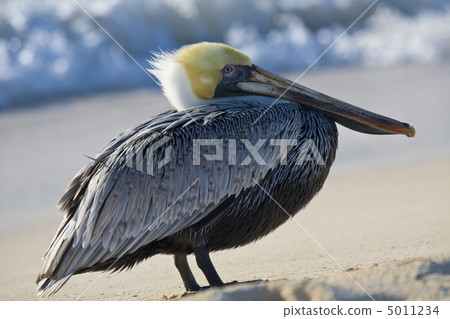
[{"xmin": 0, "ymin": 63, "xmax": 449, "ymax": 300}]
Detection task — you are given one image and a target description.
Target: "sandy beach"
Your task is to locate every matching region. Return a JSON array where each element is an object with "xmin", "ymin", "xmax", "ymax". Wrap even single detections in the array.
[{"xmin": 0, "ymin": 63, "xmax": 449, "ymax": 301}]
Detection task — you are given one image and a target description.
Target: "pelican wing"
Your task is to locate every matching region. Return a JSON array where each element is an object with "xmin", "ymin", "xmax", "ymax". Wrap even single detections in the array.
[{"xmin": 37, "ymin": 101, "xmax": 301, "ymax": 296}]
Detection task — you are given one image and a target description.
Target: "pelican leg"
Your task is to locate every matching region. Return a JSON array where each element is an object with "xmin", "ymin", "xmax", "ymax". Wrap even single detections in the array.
[
  {"xmin": 194, "ymin": 246, "xmax": 224, "ymax": 287},
  {"xmin": 174, "ymin": 255, "xmax": 200, "ymax": 291}
]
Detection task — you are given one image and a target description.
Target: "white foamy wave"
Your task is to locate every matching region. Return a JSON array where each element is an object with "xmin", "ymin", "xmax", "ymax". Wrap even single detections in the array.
[{"xmin": 1, "ymin": 0, "xmax": 449, "ymax": 108}]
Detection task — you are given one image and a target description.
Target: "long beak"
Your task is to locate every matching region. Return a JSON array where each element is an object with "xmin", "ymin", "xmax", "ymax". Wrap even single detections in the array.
[{"xmin": 236, "ymin": 65, "xmax": 415, "ymax": 137}]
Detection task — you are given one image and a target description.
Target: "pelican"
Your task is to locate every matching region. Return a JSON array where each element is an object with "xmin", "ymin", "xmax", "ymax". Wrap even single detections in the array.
[{"xmin": 37, "ymin": 42, "xmax": 415, "ymax": 296}]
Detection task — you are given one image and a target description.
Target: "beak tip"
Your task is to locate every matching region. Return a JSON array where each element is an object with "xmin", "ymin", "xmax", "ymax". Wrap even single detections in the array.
[{"xmin": 406, "ymin": 125, "xmax": 416, "ymax": 138}]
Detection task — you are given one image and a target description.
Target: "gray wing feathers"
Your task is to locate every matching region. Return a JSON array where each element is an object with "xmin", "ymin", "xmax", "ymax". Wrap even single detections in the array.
[{"xmin": 38, "ymin": 103, "xmax": 300, "ymax": 295}]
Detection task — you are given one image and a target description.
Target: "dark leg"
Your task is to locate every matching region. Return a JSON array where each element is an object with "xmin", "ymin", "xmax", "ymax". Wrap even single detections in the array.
[
  {"xmin": 174, "ymin": 255, "xmax": 200, "ymax": 291},
  {"xmin": 194, "ymin": 246, "xmax": 224, "ymax": 287}
]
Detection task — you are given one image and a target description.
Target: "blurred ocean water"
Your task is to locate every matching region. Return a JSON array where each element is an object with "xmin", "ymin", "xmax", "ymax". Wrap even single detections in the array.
[{"xmin": 1, "ymin": 0, "xmax": 449, "ymax": 108}]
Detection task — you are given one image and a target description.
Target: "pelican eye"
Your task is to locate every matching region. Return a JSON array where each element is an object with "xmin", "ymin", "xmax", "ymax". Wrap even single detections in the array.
[{"xmin": 222, "ymin": 65, "xmax": 235, "ymax": 75}]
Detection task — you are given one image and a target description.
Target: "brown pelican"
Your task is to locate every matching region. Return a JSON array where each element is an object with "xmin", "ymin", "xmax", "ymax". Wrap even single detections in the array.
[{"xmin": 37, "ymin": 42, "xmax": 415, "ymax": 296}]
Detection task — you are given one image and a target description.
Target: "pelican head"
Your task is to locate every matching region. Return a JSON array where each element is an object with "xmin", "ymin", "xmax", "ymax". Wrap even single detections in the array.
[{"xmin": 150, "ymin": 42, "xmax": 415, "ymax": 137}]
